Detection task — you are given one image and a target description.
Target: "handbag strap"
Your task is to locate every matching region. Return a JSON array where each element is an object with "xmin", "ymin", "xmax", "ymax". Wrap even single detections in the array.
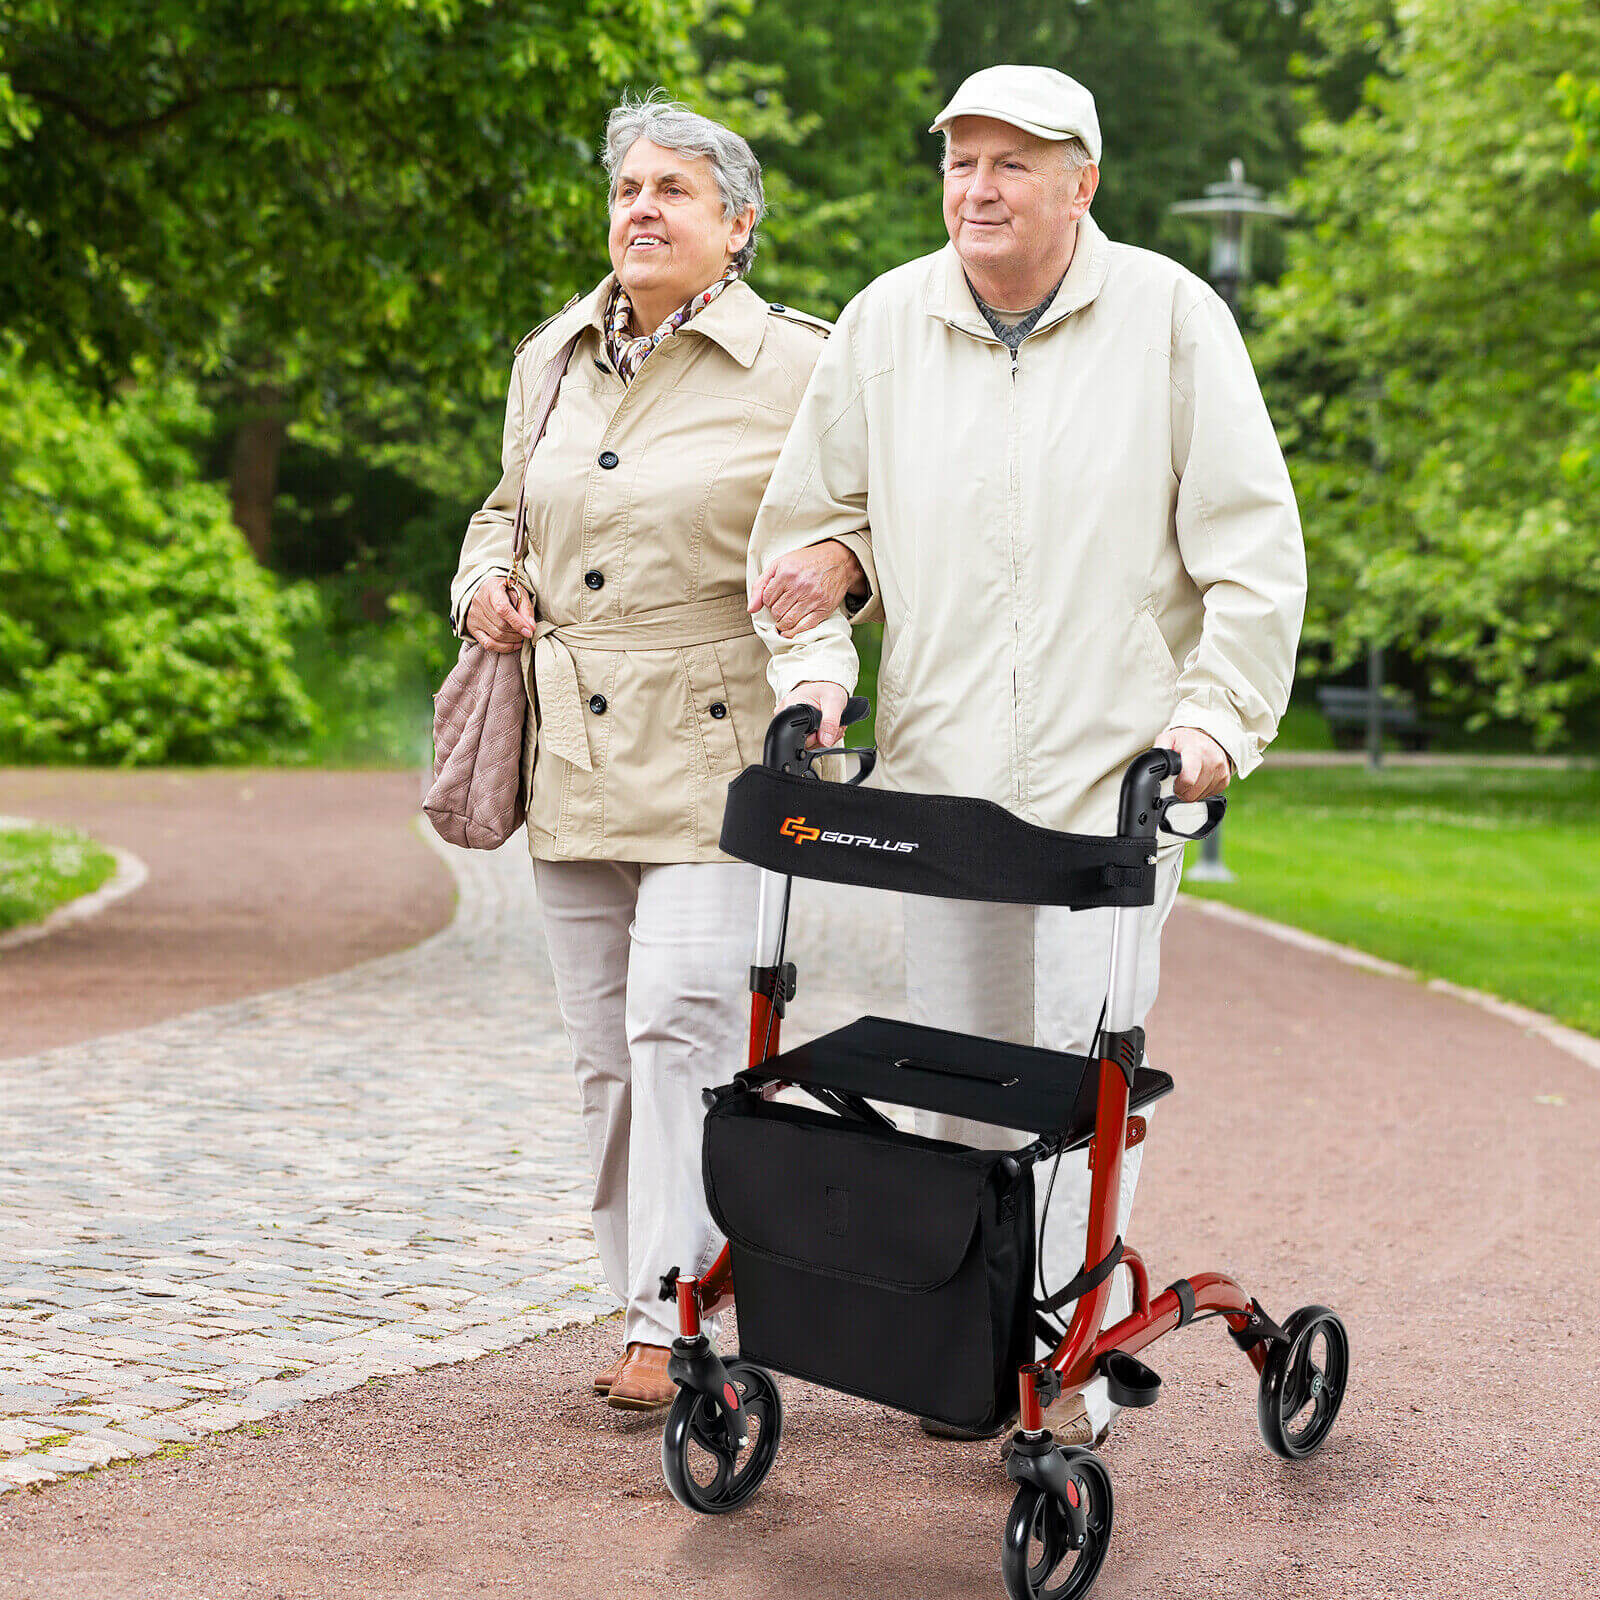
[{"xmin": 510, "ymin": 328, "xmax": 584, "ymax": 576}]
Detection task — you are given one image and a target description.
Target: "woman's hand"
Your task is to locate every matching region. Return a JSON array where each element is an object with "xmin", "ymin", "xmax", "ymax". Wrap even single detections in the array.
[
  {"xmin": 466, "ymin": 576, "xmax": 537, "ymax": 653},
  {"xmin": 749, "ymin": 540, "xmax": 868, "ymax": 638}
]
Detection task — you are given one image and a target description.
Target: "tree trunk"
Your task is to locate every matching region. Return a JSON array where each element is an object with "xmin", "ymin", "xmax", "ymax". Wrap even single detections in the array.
[{"xmin": 229, "ymin": 394, "xmax": 287, "ymax": 561}]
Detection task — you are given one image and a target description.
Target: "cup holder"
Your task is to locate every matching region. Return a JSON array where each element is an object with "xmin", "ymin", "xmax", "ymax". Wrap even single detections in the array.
[{"xmin": 1098, "ymin": 1350, "xmax": 1162, "ymax": 1409}]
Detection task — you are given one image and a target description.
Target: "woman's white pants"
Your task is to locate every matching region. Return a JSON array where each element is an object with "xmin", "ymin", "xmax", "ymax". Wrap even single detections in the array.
[
  {"xmin": 904, "ymin": 854, "xmax": 1184, "ymax": 1435},
  {"xmin": 533, "ymin": 859, "xmax": 759, "ymax": 1346}
]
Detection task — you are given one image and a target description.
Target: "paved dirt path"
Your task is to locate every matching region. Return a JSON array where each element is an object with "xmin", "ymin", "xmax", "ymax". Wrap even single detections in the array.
[
  {"xmin": 1, "ymin": 856, "xmax": 1596, "ymax": 1598},
  {"xmin": 0, "ymin": 769, "xmax": 454, "ymax": 1059}
]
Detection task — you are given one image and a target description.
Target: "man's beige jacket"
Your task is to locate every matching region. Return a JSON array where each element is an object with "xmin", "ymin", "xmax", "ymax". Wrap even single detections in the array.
[
  {"xmin": 451, "ymin": 276, "xmax": 833, "ymax": 861},
  {"xmin": 748, "ymin": 213, "xmax": 1307, "ymax": 839}
]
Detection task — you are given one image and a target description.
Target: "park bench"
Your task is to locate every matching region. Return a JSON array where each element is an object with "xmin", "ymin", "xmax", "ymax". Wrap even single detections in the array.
[{"xmin": 1315, "ymin": 685, "xmax": 1436, "ymax": 751}]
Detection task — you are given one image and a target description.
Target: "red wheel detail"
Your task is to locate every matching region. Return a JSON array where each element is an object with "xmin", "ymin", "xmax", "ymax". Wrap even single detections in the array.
[
  {"xmin": 724, "ymin": 1382, "xmax": 740, "ymax": 1410},
  {"xmin": 1065, "ymin": 1478, "xmax": 1080, "ymax": 1508}
]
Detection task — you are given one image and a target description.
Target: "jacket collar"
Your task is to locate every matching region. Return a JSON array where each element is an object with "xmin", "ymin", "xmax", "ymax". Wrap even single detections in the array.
[
  {"xmin": 925, "ymin": 211, "xmax": 1110, "ymax": 342},
  {"xmin": 547, "ymin": 272, "xmax": 767, "ymax": 369}
]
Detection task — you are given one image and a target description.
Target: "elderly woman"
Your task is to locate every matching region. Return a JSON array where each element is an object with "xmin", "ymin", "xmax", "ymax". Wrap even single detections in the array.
[{"xmin": 450, "ymin": 97, "xmax": 860, "ymax": 1411}]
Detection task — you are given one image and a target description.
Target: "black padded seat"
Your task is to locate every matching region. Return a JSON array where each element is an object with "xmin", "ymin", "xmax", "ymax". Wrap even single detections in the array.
[{"xmin": 739, "ymin": 1015, "xmax": 1173, "ymax": 1144}]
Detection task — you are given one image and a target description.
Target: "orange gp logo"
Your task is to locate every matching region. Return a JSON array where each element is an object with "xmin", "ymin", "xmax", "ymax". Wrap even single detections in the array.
[{"xmin": 780, "ymin": 815, "xmax": 821, "ymax": 845}]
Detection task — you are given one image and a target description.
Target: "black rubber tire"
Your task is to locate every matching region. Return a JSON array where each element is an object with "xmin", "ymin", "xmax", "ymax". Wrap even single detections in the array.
[
  {"xmin": 1001, "ymin": 1451, "xmax": 1114, "ymax": 1600},
  {"xmin": 1257, "ymin": 1304, "xmax": 1349, "ymax": 1461},
  {"xmin": 661, "ymin": 1358, "xmax": 782, "ymax": 1515}
]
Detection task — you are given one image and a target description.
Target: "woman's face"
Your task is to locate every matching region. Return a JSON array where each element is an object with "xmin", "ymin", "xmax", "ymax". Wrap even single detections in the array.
[{"xmin": 608, "ymin": 141, "xmax": 752, "ymax": 321}]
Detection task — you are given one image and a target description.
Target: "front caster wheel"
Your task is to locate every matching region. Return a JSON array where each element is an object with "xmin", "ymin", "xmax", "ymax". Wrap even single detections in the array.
[
  {"xmin": 1001, "ymin": 1451, "xmax": 1113, "ymax": 1600},
  {"xmin": 661, "ymin": 1358, "xmax": 782, "ymax": 1514},
  {"xmin": 1258, "ymin": 1304, "xmax": 1349, "ymax": 1460}
]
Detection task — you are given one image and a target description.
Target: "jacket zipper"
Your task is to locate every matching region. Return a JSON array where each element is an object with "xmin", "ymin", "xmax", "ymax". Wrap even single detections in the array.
[{"xmin": 1007, "ymin": 343, "xmax": 1024, "ymax": 810}]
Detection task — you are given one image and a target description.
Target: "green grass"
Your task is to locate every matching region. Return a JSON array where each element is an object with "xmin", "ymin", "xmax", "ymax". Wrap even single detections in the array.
[
  {"xmin": 0, "ymin": 824, "xmax": 118, "ymax": 934},
  {"xmin": 1183, "ymin": 764, "xmax": 1600, "ymax": 1036}
]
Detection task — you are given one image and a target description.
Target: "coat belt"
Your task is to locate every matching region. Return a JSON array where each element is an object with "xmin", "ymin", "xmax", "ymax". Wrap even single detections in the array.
[{"xmin": 528, "ymin": 592, "xmax": 756, "ymax": 773}]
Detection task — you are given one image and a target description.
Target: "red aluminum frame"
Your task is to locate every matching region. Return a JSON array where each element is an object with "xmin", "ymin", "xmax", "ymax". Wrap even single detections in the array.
[{"xmin": 683, "ymin": 993, "xmax": 1269, "ymax": 1415}]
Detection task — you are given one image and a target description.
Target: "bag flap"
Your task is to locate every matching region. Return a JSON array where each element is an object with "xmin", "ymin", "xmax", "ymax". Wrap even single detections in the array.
[{"xmin": 704, "ymin": 1097, "xmax": 995, "ymax": 1293}]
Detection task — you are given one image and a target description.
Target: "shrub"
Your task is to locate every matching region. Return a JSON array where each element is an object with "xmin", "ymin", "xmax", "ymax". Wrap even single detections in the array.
[{"xmin": 0, "ymin": 349, "xmax": 313, "ymax": 763}]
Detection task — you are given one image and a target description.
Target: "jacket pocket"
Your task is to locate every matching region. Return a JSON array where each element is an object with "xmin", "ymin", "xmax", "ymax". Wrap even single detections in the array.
[
  {"xmin": 1134, "ymin": 602, "xmax": 1179, "ymax": 692},
  {"xmin": 683, "ymin": 643, "xmax": 744, "ymax": 779},
  {"xmin": 873, "ymin": 623, "xmax": 911, "ymax": 745}
]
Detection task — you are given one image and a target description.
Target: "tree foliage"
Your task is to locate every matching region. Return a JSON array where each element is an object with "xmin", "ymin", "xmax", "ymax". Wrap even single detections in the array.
[
  {"xmin": 1254, "ymin": 0, "xmax": 1600, "ymax": 744},
  {"xmin": 696, "ymin": 0, "xmax": 942, "ymax": 316},
  {"xmin": 0, "ymin": 347, "xmax": 312, "ymax": 762},
  {"xmin": 0, "ymin": 0, "xmax": 704, "ymax": 439}
]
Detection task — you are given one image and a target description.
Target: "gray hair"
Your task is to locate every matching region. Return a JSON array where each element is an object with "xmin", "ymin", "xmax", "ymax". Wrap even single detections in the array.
[
  {"xmin": 603, "ymin": 92, "xmax": 765, "ymax": 273},
  {"xmin": 939, "ymin": 132, "xmax": 1094, "ymax": 175}
]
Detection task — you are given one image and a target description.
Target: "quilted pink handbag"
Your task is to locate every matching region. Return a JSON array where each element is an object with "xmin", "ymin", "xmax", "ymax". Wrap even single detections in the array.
[{"xmin": 424, "ymin": 331, "xmax": 582, "ymax": 849}]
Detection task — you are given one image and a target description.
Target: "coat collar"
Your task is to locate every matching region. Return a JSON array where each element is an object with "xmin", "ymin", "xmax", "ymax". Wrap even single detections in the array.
[
  {"xmin": 925, "ymin": 212, "xmax": 1110, "ymax": 342},
  {"xmin": 545, "ymin": 272, "xmax": 768, "ymax": 369}
]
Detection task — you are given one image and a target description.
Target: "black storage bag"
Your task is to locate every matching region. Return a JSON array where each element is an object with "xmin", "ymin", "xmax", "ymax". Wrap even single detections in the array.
[{"xmin": 703, "ymin": 1091, "xmax": 1035, "ymax": 1433}]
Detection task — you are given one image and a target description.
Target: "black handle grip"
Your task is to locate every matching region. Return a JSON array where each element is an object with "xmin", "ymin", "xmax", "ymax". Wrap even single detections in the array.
[
  {"xmin": 1116, "ymin": 748, "xmax": 1183, "ymax": 838},
  {"xmin": 763, "ymin": 704, "xmax": 822, "ymax": 775},
  {"xmin": 762, "ymin": 697, "xmax": 874, "ymax": 775}
]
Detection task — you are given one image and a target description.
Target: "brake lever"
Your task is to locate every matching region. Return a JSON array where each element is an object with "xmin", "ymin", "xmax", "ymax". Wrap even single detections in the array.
[
  {"xmin": 1156, "ymin": 793, "xmax": 1227, "ymax": 840},
  {"xmin": 798, "ymin": 743, "xmax": 878, "ymax": 786}
]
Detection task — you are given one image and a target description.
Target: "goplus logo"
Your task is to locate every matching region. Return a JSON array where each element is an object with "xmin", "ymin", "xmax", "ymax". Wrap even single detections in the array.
[{"xmin": 780, "ymin": 816, "xmax": 919, "ymax": 855}]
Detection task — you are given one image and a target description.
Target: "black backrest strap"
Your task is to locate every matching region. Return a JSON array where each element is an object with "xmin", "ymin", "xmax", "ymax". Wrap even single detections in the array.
[{"xmin": 720, "ymin": 767, "xmax": 1156, "ymax": 909}]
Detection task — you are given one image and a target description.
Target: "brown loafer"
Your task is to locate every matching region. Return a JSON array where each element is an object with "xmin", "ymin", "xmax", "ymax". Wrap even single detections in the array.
[
  {"xmin": 606, "ymin": 1342, "xmax": 677, "ymax": 1411},
  {"xmin": 592, "ymin": 1346, "xmax": 630, "ymax": 1396}
]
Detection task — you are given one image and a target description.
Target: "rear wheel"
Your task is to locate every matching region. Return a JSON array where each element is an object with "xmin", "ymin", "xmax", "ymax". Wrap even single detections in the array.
[
  {"xmin": 661, "ymin": 1358, "xmax": 782, "ymax": 1514},
  {"xmin": 1001, "ymin": 1451, "xmax": 1113, "ymax": 1600},
  {"xmin": 1257, "ymin": 1305, "xmax": 1349, "ymax": 1460}
]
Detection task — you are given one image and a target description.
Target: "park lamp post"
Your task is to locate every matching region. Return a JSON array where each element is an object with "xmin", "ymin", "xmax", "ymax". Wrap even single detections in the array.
[{"xmin": 1169, "ymin": 160, "xmax": 1292, "ymax": 882}]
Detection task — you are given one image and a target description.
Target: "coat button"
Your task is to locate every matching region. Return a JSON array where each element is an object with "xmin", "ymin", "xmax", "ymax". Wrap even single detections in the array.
[
  {"xmin": 598, "ymin": 450, "xmax": 619, "ymax": 469},
  {"xmin": 709, "ymin": 702, "xmax": 727, "ymax": 719},
  {"xmin": 770, "ymin": 303, "xmax": 787, "ymax": 312},
  {"xmin": 589, "ymin": 694, "xmax": 607, "ymax": 715},
  {"xmin": 584, "ymin": 570, "xmax": 604, "ymax": 590},
  {"xmin": 593, "ymin": 358, "xmax": 610, "ymax": 373}
]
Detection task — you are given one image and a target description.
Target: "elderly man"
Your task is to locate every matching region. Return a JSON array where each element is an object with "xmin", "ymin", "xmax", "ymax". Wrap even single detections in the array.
[{"xmin": 747, "ymin": 66, "xmax": 1306, "ymax": 1447}]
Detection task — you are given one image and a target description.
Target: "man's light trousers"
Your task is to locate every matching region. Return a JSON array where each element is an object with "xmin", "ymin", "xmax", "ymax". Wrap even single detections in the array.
[
  {"xmin": 533, "ymin": 859, "xmax": 759, "ymax": 1347},
  {"xmin": 905, "ymin": 854, "xmax": 1184, "ymax": 1436}
]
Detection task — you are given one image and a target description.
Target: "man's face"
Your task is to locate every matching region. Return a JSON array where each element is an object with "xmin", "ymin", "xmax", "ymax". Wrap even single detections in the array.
[{"xmin": 941, "ymin": 116, "xmax": 1097, "ymax": 286}]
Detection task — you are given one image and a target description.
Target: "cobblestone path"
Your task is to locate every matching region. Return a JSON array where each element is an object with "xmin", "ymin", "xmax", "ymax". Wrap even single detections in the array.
[
  {"xmin": 0, "ymin": 833, "xmax": 899, "ymax": 1493},
  {"xmin": 0, "ymin": 836, "xmax": 619, "ymax": 1490}
]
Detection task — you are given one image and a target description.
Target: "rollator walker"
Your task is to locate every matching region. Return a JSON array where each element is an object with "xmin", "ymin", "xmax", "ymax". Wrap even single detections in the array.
[{"xmin": 660, "ymin": 700, "xmax": 1348, "ymax": 1599}]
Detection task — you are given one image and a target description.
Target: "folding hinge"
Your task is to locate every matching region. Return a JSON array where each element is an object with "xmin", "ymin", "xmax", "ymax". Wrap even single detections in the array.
[
  {"xmin": 1099, "ymin": 1026, "xmax": 1145, "ymax": 1086},
  {"xmin": 749, "ymin": 962, "xmax": 798, "ymax": 1016}
]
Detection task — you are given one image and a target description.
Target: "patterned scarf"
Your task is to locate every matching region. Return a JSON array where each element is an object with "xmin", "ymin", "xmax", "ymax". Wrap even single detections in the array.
[{"xmin": 604, "ymin": 263, "xmax": 742, "ymax": 384}]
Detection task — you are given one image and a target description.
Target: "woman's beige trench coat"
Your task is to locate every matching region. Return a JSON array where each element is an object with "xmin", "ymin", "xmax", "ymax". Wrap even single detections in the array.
[{"xmin": 450, "ymin": 275, "xmax": 838, "ymax": 862}]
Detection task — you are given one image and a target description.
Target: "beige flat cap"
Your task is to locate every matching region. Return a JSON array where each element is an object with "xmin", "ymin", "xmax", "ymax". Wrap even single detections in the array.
[{"xmin": 930, "ymin": 65, "xmax": 1102, "ymax": 164}]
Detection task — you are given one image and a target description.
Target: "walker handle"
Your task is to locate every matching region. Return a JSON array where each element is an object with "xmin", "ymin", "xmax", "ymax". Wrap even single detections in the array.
[
  {"xmin": 761, "ymin": 696, "xmax": 872, "ymax": 776},
  {"xmin": 1117, "ymin": 748, "xmax": 1183, "ymax": 838}
]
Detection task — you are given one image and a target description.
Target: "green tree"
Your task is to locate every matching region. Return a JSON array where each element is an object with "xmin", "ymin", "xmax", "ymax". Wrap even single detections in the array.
[
  {"xmin": 0, "ymin": 0, "xmax": 704, "ymax": 557},
  {"xmin": 0, "ymin": 347, "xmax": 313, "ymax": 763},
  {"xmin": 695, "ymin": 0, "xmax": 943, "ymax": 316},
  {"xmin": 1254, "ymin": 0, "xmax": 1600, "ymax": 744}
]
